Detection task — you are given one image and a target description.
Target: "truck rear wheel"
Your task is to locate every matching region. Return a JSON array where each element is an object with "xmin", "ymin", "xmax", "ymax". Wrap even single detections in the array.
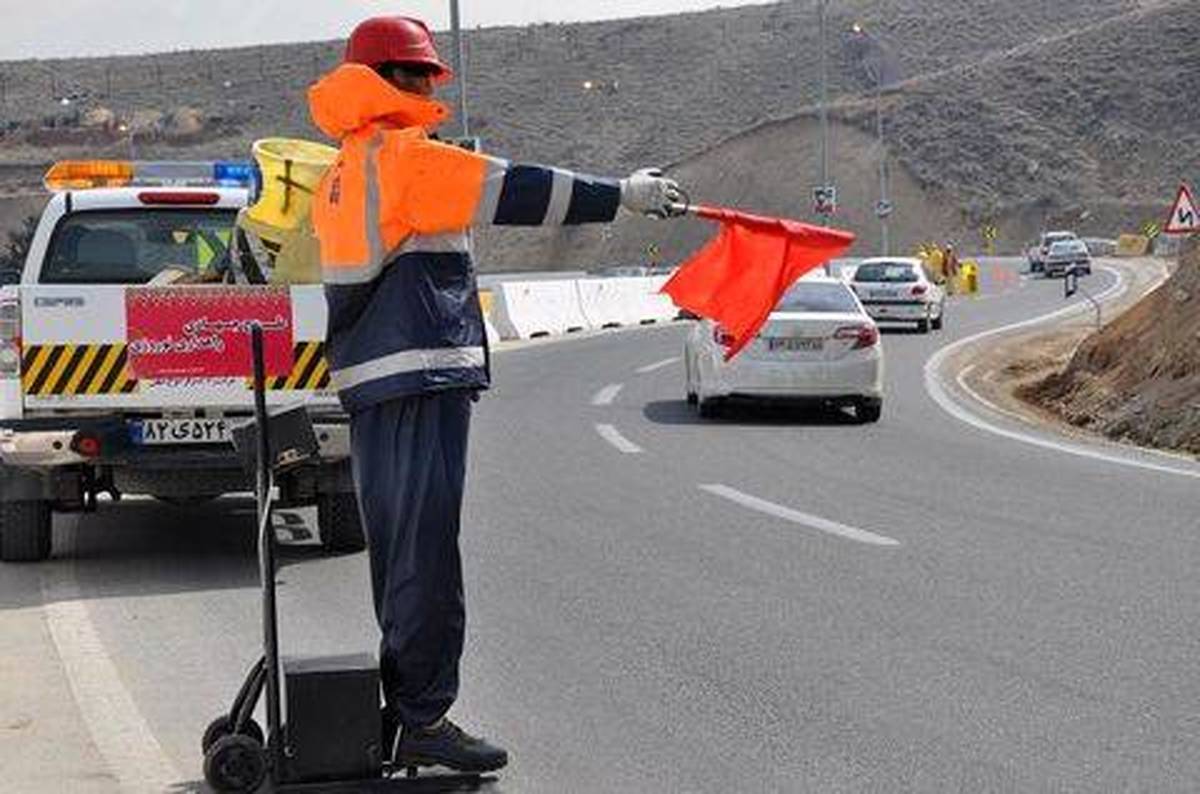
[
  {"xmin": 0, "ymin": 501, "xmax": 52, "ymax": 562},
  {"xmin": 318, "ymin": 492, "xmax": 365, "ymax": 554}
]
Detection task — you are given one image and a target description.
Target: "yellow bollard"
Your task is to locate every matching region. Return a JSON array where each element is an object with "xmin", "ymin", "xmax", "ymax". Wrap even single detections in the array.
[{"xmin": 961, "ymin": 260, "xmax": 980, "ymax": 295}]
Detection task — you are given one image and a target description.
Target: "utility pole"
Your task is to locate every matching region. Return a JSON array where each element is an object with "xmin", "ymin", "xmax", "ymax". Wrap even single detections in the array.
[
  {"xmin": 876, "ymin": 70, "xmax": 890, "ymax": 255},
  {"xmin": 449, "ymin": 0, "xmax": 469, "ymax": 138},
  {"xmin": 817, "ymin": 0, "xmax": 829, "ymax": 190}
]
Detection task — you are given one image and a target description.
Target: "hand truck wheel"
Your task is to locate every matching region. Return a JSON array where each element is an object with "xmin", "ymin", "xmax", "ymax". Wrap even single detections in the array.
[
  {"xmin": 203, "ymin": 733, "xmax": 267, "ymax": 793},
  {"xmin": 201, "ymin": 713, "xmax": 265, "ymax": 754}
]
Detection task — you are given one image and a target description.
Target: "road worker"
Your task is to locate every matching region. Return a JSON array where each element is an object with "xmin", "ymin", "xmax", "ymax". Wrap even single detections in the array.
[{"xmin": 308, "ymin": 15, "xmax": 683, "ymax": 774}]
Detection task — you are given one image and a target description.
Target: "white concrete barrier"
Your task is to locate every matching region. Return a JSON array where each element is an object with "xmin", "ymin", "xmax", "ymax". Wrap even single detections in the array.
[
  {"xmin": 491, "ymin": 275, "xmax": 680, "ymax": 341},
  {"xmin": 490, "ymin": 279, "xmax": 588, "ymax": 339},
  {"xmin": 576, "ymin": 278, "xmax": 630, "ymax": 328}
]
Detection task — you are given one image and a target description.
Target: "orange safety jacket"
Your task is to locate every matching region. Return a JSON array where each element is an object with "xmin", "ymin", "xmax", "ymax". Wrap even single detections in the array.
[{"xmin": 308, "ymin": 64, "xmax": 621, "ymax": 412}]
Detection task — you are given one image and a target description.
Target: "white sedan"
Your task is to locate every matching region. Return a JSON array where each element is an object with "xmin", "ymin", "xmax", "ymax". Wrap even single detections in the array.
[
  {"xmin": 850, "ymin": 257, "xmax": 945, "ymax": 333},
  {"xmin": 684, "ymin": 276, "xmax": 884, "ymax": 422}
]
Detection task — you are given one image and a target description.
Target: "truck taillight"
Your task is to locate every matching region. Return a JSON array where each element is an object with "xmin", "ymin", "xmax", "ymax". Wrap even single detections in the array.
[
  {"xmin": 0, "ymin": 298, "xmax": 20, "ymax": 378},
  {"xmin": 834, "ymin": 324, "xmax": 879, "ymax": 349},
  {"xmin": 911, "ymin": 284, "xmax": 928, "ymax": 296},
  {"xmin": 70, "ymin": 432, "xmax": 103, "ymax": 458}
]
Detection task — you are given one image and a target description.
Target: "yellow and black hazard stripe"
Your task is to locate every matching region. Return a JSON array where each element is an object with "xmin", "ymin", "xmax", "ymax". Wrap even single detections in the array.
[
  {"xmin": 263, "ymin": 341, "xmax": 331, "ymax": 391},
  {"xmin": 21, "ymin": 343, "xmax": 138, "ymax": 397}
]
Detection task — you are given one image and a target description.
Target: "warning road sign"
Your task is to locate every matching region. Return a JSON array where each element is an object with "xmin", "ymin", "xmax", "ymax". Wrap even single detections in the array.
[{"xmin": 1163, "ymin": 183, "xmax": 1197, "ymax": 235}]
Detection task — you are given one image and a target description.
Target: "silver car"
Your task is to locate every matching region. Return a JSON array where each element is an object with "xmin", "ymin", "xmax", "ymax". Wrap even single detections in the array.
[{"xmin": 1044, "ymin": 239, "xmax": 1092, "ymax": 277}]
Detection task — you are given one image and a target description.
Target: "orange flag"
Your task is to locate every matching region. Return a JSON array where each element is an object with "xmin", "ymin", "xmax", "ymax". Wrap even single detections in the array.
[{"xmin": 662, "ymin": 206, "xmax": 856, "ymax": 360}]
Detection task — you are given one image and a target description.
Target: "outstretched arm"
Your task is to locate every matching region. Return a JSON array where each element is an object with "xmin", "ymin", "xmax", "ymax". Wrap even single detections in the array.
[
  {"xmin": 378, "ymin": 136, "xmax": 683, "ymax": 234},
  {"xmin": 474, "ymin": 159, "xmax": 622, "ymax": 226}
]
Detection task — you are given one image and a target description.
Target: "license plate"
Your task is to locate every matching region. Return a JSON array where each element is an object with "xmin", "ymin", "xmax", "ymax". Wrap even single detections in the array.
[
  {"xmin": 132, "ymin": 418, "xmax": 231, "ymax": 445},
  {"xmin": 767, "ymin": 337, "xmax": 823, "ymax": 352},
  {"xmin": 870, "ymin": 288, "xmax": 899, "ymax": 299}
]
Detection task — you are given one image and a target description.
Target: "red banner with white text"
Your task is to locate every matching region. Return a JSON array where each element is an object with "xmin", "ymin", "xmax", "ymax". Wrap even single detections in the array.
[{"xmin": 126, "ymin": 287, "xmax": 295, "ymax": 379}]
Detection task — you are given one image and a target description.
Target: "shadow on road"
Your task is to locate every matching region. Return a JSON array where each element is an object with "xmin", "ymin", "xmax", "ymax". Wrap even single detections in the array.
[
  {"xmin": 642, "ymin": 399, "xmax": 860, "ymax": 427},
  {"xmin": 169, "ymin": 772, "xmax": 505, "ymax": 793},
  {"xmin": 0, "ymin": 498, "xmax": 351, "ymax": 610}
]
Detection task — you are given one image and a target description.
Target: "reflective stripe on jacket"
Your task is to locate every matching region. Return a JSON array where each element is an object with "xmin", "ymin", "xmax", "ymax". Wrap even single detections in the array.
[{"xmin": 308, "ymin": 64, "xmax": 621, "ymax": 412}]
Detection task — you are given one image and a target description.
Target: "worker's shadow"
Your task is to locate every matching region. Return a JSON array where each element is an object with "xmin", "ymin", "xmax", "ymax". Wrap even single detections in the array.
[{"xmin": 168, "ymin": 771, "xmax": 504, "ymax": 793}]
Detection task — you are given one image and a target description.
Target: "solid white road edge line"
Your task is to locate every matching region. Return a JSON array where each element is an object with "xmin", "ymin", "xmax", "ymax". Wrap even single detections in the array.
[
  {"xmin": 636, "ymin": 356, "xmax": 680, "ymax": 374},
  {"xmin": 595, "ymin": 423, "xmax": 643, "ymax": 454},
  {"xmin": 924, "ymin": 263, "xmax": 1200, "ymax": 479},
  {"xmin": 591, "ymin": 383, "xmax": 624, "ymax": 406},
  {"xmin": 41, "ymin": 557, "xmax": 182, "ymax": 791},
  {"xmin": 699, "ymin": 484, "xmax": 901, "ymax": 547}
]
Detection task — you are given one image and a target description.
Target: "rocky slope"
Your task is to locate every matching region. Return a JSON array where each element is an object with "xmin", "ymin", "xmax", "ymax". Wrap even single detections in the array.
[
  {"xmin": 1022, "ymin": 238, "xmax": 1200, "ymax": 455},
  {"xmin": 1, "ymin": 0, "xmax": 1194, "ymax": 268}
]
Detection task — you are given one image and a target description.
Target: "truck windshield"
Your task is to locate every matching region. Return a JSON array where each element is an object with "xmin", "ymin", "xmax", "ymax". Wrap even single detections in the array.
[{"xmin": 41, "ymin": 209, "xmax": 237, "ymax": 284}]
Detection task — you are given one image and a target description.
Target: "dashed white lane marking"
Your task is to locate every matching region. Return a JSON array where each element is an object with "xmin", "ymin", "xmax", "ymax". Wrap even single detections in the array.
[
  {"xmin": 635, "ymin": 356, "xmax": 680, "ymax": 374},
  {"xmin": 591, "ymin": 383, "xmax": 624, "ymax": 406},
  {"xmin": 925, "ymin": 263, "xmax": 1200, "ymax": 480},
  {"xmin": 699, "ymin": 484, "xmax": 901, "ymax": 547},
  {"xmin": 41, "ymin": 557, "xmax": 182, "ymax": 791},
  {"xmin": 595, "ymin": 423, "xmax": 643, "ymax": 454}
]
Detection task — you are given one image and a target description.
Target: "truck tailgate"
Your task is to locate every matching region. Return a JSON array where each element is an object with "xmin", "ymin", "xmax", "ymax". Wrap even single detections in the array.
[{"xmin": 20, "ymin": 284, "xmax": 338, "ymax": 412}]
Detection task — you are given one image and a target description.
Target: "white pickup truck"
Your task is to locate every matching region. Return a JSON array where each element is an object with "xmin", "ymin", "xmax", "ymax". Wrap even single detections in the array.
[{"xmin": 0, "ymin": 160, "xmax": 361, "ymax": 561}]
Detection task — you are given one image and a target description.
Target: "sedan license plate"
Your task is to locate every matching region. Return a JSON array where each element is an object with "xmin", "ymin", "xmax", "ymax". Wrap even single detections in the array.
[
  {"xmin": 768, "ymin": 337, "xmax": 823, "ymax": 352},
  {"xmin": 133, "ymin": 418, "xmax": 231, "ymax": 445}
]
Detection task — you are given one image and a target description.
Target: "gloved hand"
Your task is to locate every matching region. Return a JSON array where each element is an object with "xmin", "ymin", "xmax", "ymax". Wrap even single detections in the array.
[{"xmin": 620, "ymin": 168, "xmax": 684, "ymax": 219}]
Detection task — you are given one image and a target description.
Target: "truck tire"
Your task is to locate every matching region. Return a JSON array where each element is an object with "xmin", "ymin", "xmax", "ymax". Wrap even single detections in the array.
[
  {"xmin": 0, "ymin": 501, "xmax": 52, "ymax": 562},
  {"xmin": 318, "ymin": 492, "xmax": 365, "ymax": 554}
]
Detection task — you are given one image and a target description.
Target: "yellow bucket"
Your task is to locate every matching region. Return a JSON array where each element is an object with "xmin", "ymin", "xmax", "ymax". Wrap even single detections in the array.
[{"xmin": 246, "ymin": 138, "xmax": 338, "ymax": 230}]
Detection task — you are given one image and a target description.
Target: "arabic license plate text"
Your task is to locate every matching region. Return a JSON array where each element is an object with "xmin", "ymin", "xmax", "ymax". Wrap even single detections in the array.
[
  {"xmin": 134, "ymin": 418, "xmax": 230, "ymax": 445},
  {"xmin": 768, "ymin": 337, "xmax": 823, "ymax": 352}
]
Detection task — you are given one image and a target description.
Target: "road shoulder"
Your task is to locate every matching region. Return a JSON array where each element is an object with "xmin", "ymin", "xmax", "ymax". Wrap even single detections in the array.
[
  {"xmin": 936, "ymin": 257, "xmax": 1197, "ymax": 464},
  {"xmin": 0, "ymin": 562, "xmax": 116, "ymax": 793}
]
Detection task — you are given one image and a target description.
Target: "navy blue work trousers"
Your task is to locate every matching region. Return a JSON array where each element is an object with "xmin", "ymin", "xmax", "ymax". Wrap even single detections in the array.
[{"xmin": 349, "ymin": 390, "xmax": 471, "ymax": 729}]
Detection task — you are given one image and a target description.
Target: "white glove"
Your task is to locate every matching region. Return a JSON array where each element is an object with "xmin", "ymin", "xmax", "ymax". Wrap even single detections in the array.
[{"xmin": 620, "ymin": 168, "xmax": 683, "ymax": 218}]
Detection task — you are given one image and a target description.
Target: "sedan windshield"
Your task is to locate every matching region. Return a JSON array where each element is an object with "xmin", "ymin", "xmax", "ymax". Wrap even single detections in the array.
[
  {"xmin": 776, "ymin": 282, "xmax": 861, "ymax": 313},
  {"xmin": 854, "ymin": 262, "xmax": 918, "ymax": 283}
]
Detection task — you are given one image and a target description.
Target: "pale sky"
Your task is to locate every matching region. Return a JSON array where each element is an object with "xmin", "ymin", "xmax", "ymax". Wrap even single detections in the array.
[{"xmin": 0, "ymin": 0, "xmax": 778, "ymax": 61}]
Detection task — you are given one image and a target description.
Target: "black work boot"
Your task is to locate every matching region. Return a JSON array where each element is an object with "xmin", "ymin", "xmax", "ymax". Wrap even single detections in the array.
[{"xmin": 397, "ymin": 718, "xmax": 508, "ymax": 773}]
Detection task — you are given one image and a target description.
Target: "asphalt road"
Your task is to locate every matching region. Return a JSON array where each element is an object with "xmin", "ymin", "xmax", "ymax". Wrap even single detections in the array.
[{"xmin": 8, "ymin": 258, "xmax": 1200, "ymax": 793}]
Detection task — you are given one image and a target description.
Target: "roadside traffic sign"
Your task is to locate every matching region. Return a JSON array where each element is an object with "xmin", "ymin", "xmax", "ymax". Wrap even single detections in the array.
[
  {"xmin": 812, "ymin": 185, "xmax": 837, "ymax": 215},
  {"xmin": 1163, "ymin": 183, "xmax": 1197, "ymax": 235},
  {"xmin": 875, "ymin": 199, "xmax": 893, "ymax": 218}
]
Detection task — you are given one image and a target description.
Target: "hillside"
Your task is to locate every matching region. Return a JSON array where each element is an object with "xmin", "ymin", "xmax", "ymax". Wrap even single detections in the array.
[
  {"xmin": 1022, "ymin": 238, "xmax": 1200, "ymax": 455},
  {"xmin": 1, "ymin": 0, "xmax": 1193, "ymax": 269}
]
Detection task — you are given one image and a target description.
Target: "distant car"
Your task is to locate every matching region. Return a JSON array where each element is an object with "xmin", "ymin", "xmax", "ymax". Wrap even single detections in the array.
[
  {"xmin": 849, "ymin": 257, "xmax": 945, "ymax": 333},
  {"xmin": 1044, "ymin": 238, "xmax": 1092, "ymax": 277},
  {"xmin": 683, "ymin": 276, "xmax": 883, "ymax": 422},
  {"xmin": 1028, "ymin": 230, "xmax": 1078, "ymax": 273}
]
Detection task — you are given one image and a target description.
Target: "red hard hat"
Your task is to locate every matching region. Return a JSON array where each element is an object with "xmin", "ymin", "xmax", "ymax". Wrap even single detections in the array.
[{"xmin": 344, "ymin": 16, "xmax": 452, "ymax": 81}]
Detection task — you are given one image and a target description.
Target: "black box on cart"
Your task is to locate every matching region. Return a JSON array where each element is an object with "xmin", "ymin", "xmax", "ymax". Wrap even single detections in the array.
[{"xmin": 279, "ymin": 653, "xmax": 383, "ymax": 784}]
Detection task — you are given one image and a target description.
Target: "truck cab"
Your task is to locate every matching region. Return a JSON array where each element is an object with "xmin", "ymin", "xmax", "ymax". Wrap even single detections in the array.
[{"xmin": 0, "ymin": 160, "xmax": 361, "ymax": 561}]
